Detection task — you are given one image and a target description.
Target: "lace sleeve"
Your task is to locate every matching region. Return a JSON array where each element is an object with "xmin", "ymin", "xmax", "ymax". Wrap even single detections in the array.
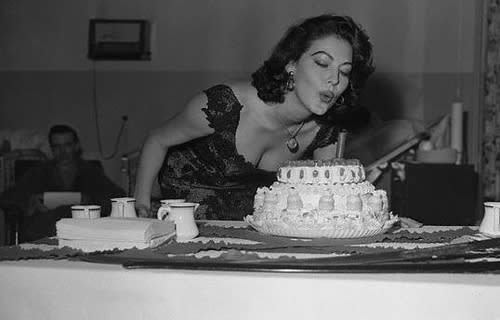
[{"xmin": 201, "ymin": 84, "xmax": 243, "ymax": 133}]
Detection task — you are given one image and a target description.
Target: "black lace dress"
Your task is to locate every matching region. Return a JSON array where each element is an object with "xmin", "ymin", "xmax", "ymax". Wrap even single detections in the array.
[{"xmin": 158, "ymin": 84, "xmax": 339, "ymax": 220}]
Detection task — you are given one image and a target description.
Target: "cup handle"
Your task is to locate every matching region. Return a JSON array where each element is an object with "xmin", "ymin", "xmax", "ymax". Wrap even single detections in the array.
[
  {"xmin": 194, "ymin": 203, "xmax": 200, "ymax": 212},
  {"xmin": 157, "ymin": 206, "xmax": 170, "ymax": 221}
]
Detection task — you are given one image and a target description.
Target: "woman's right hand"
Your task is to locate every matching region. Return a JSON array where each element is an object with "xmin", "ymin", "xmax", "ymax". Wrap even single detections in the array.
[{"xmin": 135, "ymin": 203, "xmax": 152, "ymax": 218}]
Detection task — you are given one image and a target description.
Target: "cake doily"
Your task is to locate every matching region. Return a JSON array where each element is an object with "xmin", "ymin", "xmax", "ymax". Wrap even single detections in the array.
[{"xmin": 244, "ymin": 216, "xmax": 397, "ymax": 239}]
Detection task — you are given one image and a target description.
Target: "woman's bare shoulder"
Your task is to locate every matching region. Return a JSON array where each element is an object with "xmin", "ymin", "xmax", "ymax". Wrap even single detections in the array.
[
  {"xmin": 224, "ymin": 81, "xmax": 265, "ymax": 110},
  {"xmin": 223, "ymin": 80, "xmax": 251, "ymax": 92}
]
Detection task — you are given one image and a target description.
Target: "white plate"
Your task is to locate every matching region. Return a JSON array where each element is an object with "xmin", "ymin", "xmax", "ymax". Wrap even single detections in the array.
[{"xmin": 245, "ymin": 216, "xmax": 396, "ymax": 239}]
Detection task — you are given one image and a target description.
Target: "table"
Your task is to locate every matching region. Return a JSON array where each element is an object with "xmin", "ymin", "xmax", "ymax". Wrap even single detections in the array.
[
  {"xmin": 1, "ymin": 222, "xmax": 500, "ymax": 320},
  {"xmin": 1, "ymin": 260, "xmax": 500, "ymax": 320}
]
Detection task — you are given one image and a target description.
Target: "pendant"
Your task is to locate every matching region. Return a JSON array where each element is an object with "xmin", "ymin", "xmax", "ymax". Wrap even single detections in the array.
[{"xmin": 286, "ymin": 137, "xmax": 299, "ymax": 153}]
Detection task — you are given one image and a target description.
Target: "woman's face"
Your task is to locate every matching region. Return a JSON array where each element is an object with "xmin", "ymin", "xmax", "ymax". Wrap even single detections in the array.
[{"xmin": 288, "ymin": 35, "xmax": 352, "ymax": 115}]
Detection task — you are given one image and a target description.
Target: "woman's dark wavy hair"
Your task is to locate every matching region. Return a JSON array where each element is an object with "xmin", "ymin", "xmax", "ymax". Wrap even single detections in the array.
[{"xmin": 251, "ymin": 14, "xmax": 375, "ymax": 129}]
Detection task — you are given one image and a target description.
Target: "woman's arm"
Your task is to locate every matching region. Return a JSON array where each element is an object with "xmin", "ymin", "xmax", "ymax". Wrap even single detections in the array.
[{"xmin": 134, "ymin": 92, "xmax": 214, "ymax": 216}]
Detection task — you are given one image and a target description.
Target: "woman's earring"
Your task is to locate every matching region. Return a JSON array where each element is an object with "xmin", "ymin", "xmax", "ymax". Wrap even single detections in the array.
[{"xmin": 286, "ymin": 71, "xmax": 295, "ymax": 91}]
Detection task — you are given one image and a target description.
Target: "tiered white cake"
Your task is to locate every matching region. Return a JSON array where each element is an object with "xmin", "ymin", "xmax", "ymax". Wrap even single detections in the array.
[{"xmin": 245, "ymin": 159, "xmax": 398, "ymax": 238}]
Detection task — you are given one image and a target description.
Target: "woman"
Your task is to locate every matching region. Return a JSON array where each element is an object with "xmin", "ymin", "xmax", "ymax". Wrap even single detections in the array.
[{"xmin": 134, "ymin": 14, "xmax": 375, "ymax": 220}]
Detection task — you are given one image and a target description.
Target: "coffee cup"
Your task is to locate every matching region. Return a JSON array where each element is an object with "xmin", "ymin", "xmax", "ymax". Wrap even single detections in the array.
[
  {"xmin": 71, "ymin": 205, "xmax": 101, "ymax": 219},
  {"xmin": 479, "ymin": 202, "xmax": 500, "ymax": 237}
]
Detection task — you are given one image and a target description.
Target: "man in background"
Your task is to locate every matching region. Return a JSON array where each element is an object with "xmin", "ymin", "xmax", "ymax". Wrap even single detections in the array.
[{"xmin": 0, "ymin": 124, "xmax": 125, "ymax": 242}]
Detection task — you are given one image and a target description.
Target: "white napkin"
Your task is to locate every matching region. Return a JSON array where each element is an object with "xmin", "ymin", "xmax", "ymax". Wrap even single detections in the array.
[{"xmin": 56, "ymin": 217, "xmax": 176, "ymax": 252}]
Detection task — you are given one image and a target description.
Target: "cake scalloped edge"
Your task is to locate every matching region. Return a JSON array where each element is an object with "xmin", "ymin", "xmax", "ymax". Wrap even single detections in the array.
[{"xmin": 244, "ymin": 214, "xmax": 398, "ymax": 239}]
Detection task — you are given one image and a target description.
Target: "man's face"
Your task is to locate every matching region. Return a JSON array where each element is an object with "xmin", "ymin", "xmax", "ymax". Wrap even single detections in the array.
[{"xmin": 50, "ymin": 132, "xmax": 80, "ymax": 165}]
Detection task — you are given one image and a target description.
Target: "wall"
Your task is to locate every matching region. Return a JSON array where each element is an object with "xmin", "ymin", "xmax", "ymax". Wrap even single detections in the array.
[{"xmin": 0, "ymin": 0, "xmax": 484, "ymax": 185}]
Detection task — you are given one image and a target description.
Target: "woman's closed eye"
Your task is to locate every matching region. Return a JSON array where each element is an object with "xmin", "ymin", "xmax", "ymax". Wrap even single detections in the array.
[
  {"xmin": 314, "ymin": 60, "xmax": 351, "ymax": 76},
  {"xmin": 315, "ymin": 60, "xmax": 328, "ymax": 68}
]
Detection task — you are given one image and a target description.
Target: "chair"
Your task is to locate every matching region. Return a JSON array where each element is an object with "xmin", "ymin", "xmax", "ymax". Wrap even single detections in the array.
[
  {"xmin": 0, "ymin": 156, "xmax": 106, "ymax": 245},
  {"xmin": 0, "ymin": 149, "xmax": 47, "ymax": 245},
  {"xmin": 0, "ymin": 149, "xmax": 48, "ymax": 194}
]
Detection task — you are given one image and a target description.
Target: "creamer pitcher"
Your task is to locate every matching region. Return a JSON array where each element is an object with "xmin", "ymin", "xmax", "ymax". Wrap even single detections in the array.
[
  {"xmin": 480, "ymin": 202, "xmax": 500, "ymax": 237},
  {"xmin": 157, "ymin": 199, "xmax": 186, "ymax": 221},
  {"xmin": 110, "ymin": 197, "xmax": 137, "ymax": 218},
  {"xmin": 159, "ymin": 202, "xmax": 199, "ymax": 240}
]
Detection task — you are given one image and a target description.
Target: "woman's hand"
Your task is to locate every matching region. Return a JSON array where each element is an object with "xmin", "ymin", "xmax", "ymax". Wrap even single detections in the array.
[{"xmin": 135, "ymin": 203, "xmax": 152, "ymax": 218}]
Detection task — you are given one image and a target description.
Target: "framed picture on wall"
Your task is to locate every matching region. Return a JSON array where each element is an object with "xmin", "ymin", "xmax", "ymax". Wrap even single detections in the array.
[{"xmin": 88, "ymin": 19, "xmax": 151, "ymax": 60}]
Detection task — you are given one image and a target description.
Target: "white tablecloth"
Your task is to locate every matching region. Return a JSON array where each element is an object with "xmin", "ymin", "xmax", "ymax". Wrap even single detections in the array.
[
  {"xmin": 1, "ymin": 222, "xmax": 499, "ymax": 319},
  {"xmin": 1, "ymin": 259, "xmax": 500, "ymax": 320}
]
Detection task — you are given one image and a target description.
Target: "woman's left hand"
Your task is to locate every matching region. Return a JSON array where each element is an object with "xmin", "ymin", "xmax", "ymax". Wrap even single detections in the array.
[{"xmin": 135, "ymin": 203, "xmax": 152, "ymax": 218}]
